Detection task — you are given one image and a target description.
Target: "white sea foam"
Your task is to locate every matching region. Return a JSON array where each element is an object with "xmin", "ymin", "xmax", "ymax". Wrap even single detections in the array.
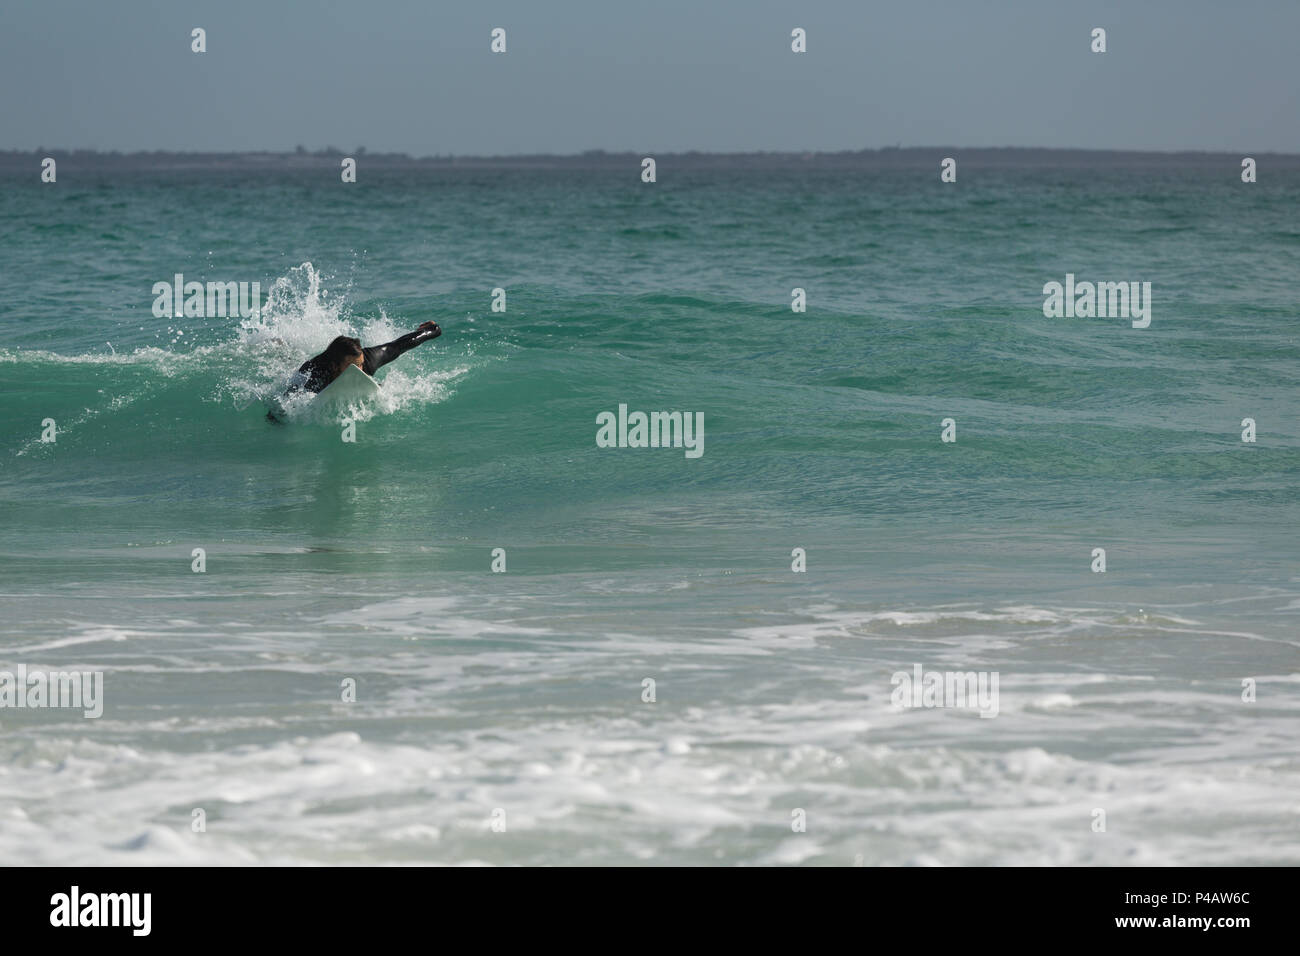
[{"xmin": 2, "ymin": 590, "xmax": 1297, "ymax": 865}]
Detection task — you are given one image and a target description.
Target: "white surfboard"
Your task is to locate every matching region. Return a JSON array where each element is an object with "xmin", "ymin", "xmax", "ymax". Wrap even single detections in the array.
[{"xmin": 317, "ymin": 363, "xmax": 381, "ymax": 402}]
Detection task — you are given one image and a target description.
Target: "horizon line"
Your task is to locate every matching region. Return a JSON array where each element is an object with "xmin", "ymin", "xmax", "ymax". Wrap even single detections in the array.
[{"xmin": 5, "ymin": 145, "xmax": 1298, "ymax": 159}]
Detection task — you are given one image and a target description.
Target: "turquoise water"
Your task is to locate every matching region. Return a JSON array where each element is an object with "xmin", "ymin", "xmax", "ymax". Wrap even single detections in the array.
[{"xmin": 1, "ymin": 162, "xmax": 1298, "ymax": 864}]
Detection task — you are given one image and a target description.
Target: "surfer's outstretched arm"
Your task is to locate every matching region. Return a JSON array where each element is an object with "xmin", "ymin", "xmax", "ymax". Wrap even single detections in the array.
[{"xmin": 362, "ymin": 322, "xmax": 441, "ymax": 375}]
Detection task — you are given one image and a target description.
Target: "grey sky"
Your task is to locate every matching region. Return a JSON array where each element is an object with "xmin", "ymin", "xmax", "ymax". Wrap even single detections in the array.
[{"xmin": 2, "ymin": 0, "xmax": 1297, "ymax": 154}]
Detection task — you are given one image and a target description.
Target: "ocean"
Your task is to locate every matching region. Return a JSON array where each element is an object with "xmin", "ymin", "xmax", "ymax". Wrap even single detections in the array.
[{"xmin": 1, "ymin": 158, "xmax": 1298, "ymax": 865}]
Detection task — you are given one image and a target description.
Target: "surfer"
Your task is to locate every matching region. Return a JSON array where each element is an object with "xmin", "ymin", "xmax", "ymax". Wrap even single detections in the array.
[
  {"xmin": 293, "ymin": 321, "xmax": 442, "ymax": 394},
  {"xmin": 267, "ymin": 321, "xmax": 441, "ymax": 422}
]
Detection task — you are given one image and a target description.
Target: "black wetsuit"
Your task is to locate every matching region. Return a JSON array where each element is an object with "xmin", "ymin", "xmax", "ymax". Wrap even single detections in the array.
[{"xmin": 295, "ymin": 327, "xmax": 440, "ymax": 394}]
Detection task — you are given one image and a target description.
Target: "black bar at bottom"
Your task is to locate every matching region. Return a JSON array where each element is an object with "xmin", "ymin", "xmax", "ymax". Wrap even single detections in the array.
[{"xmin": 0, "ymin": 866, "xmax": 1280, "ymax": 942}]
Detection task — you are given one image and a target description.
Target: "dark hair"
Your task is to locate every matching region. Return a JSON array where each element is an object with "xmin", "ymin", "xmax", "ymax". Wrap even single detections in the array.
[{"xmin": 324, "ymin": 335, "xmax": 363, "ymax": 360}]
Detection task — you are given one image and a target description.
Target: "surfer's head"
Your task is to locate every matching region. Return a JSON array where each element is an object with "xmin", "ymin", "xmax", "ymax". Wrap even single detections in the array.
[{"xmin": 324, "ymin": 335, "xmax": 364, "ymax": 371}]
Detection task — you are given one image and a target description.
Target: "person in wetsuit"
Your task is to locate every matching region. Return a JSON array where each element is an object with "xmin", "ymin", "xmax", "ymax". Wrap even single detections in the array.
[{"xmin": 268, "ymin": 321, "xmax": 441, "ymax": 421}]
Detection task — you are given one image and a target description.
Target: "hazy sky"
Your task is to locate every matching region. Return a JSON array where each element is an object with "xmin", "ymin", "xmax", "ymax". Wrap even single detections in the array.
[{"xmin": 2, "ymin": 0, "xmax": 1297, "ymax": 154}]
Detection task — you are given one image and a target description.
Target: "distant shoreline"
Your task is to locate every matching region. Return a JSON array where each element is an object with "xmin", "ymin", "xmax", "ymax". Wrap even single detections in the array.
[{"xmin": 4, "ymin": 146, "xmax": 1299, "ymax": 173}]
